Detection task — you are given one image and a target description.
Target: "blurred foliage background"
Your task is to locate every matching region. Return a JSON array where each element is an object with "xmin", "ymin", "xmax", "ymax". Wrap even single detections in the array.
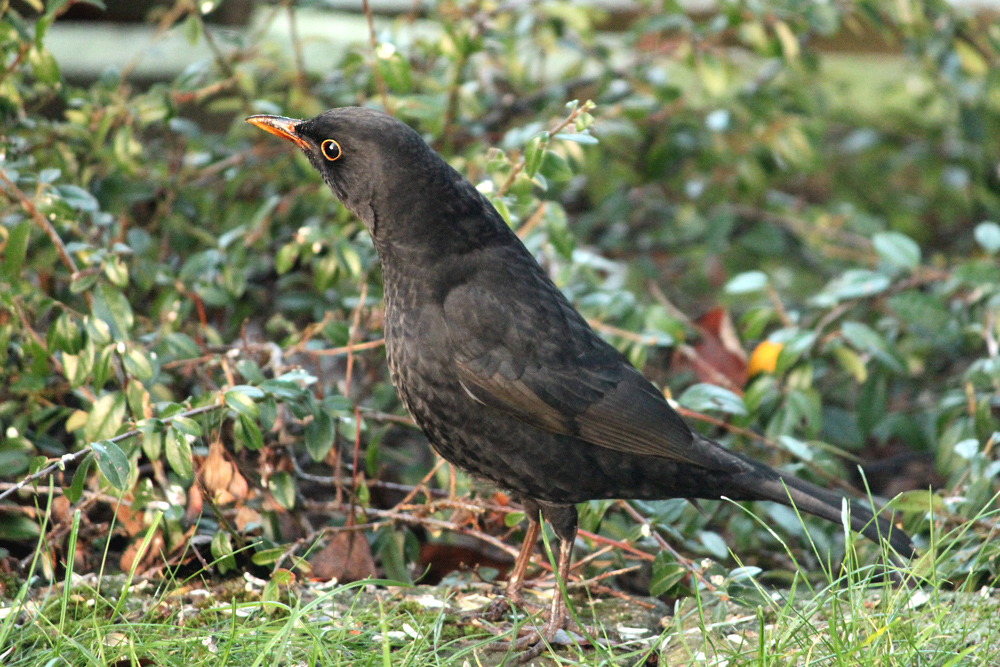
[{"xmin": 0, "ymin": 0, "xmax": 998, "ymax": 600}]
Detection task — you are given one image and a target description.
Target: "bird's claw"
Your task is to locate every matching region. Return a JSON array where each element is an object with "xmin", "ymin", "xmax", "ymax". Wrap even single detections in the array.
[
  {"xmin": 480, "ymin": 605, "xmax": 585, "ymax": 661},
  {"xmin": 480, "ymin": 596, "xmax": 512, "ymax": 622}
]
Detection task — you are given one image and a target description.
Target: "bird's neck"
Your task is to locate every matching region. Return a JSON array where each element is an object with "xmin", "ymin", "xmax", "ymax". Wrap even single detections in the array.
[{"xmin": 372, "ymin": 186, "xmax": 513, "ymax": 266}]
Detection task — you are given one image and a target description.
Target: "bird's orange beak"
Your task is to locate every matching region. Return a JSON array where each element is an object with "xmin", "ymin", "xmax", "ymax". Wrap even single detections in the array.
[{"xmin": 246, "ymin": 115, "xmax": 310, "ymax": 150}]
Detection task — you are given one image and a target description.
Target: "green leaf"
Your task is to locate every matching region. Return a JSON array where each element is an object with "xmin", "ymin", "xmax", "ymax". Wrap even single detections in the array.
[
  {"xmin": 777, "ymin": 435, "xmax": 814, "ymax": 461},
  {"xmin": 170, "ymin": 416, "xmax": 202, "ymax": 437},
  {"xmin": 504, "ymin": 511, "xmax": 526, "ymax": 528},
  {"xmin": 251, "ymin": 548, "xmax": 285, "ymax": 566},
  {"xmin": 831, "ymin": 345, "xmax": 867, "ymax": 383},
  {"xmin": 236, "ymin": 414, "xmax": 263, "ymax": 451},
  {"xmin": 523, "ymin": 134, "xmax": 548, "ymax": 178},
  {"xmin": 91, "ymin": 284, "xmax": 134, "ymax": 341},
  {"xmin": 650, "ymin": 552, "xmax": 686, "ymax": 596},
  {"xmin": 63, "ymin": 348, "xmax": 94, "ymax": 388},
  {"xmin": 492, "ymin": 196, "xmax": 512, "ymax": 225},
  {"xmin": 229, "ymin": 384, "xmax": 265, "ymax": 399},
  {"xmin": 123, "ymin": 346, "xmax": 154, "ymax": 382},
  {"xmin": 260, "ymin": 379, "xmax": 308, "ymax": 401},
  {"xmin": 140, "ymin": 420, "xmax": 163, "ymax": 460},
  {"xmin": 546, "ymin": 211, "xmax": 575, "ymax": 259},
  {"xmin": 57, "ymin": 185, "xmax": 99, "ymax": 211},
  {"xmin": 539, "ymin": 151, "xmax": 573, "ymax": 182},
  {"xmin": 225, "ymin": 389, "xmax": 259, "ymax": 419},
  {"xmin": 678, "ymin": 383, "xmax": 747, "ymax": 416},
  {"xmin": 103, "ymin": 255, "xmax": 129, "ymax": 287},
  {"xmin": 182, "ymin": 13, "xmax": 202, "ymax": 45},
  {"xmin": 0, "ymin": 220, "xmax": 30, "ymax": 281},
  {"xmin": 0, "ymin": 515, "xmax": 41, "ymax": 541},
  {"xmin": 825, "ymin": 270, "xmax": 891, "ymax": 301},
  {"xmin": 91, "ymin": 344, "xmax": 115, "ymax": 389},
  {"xmin": 374, "ymin": 527, "xmax": 410, "ymax": 583},
  {"xmin": 83, "ymin": 392, "xmax": 127, "ymax": 443},
  {"xmin": 268, "ymin": 471, "xmax": 296, "ymax": 509},
  {"xmin": 554, "ymin": 132, "xmax": 598, "ymax": 145},
  {"xmin": 325, "ymin": 394, "xmax": 354, "ymax": 413},
  {"xmin": 165, "ymin": 428, "xmax": 194, "ymax": 480},
  {"xmin": 955, "ymin": 39, "xmax": 988, "ymax": 76},
  {"xmin": 305, "ymin": 409, "xmax": 335, "ymax": 462},
  {"xmin": 38, "ymin": 168, "xmax": 61, "ymax": 183},
  {"xmin": 377, "ymin": 52, "xmax": 413, "ymax": 93},
  {"xmin": 70, "ymin": 271, "xmax": 99, "ymax": 294},
  {"xmin": 974, "ymin": 221, "xmax": 1000, "ymax": 254},
  {"xmin": 43, "ymin": 0, "xmax": 74, "ymax": 17},
  {"xmin": 725, "ymin": 271, "xmax": 769, "ymax": 294},
  {"xmin": 66, "ymin": 453, "xmax": 93, "ymax": 503},
  {"xmin": 954, "ymin": 259, "xmax": 1000, "ymax": 285},
  {"xmin": 872, "ymin": 232, "xmax": 921, "ymax": 271},
  {"xmin": 91, "ymin": 440, "xmax": 130, "ymax": 490},
  {"xmin": 29, "ymin": 47, "xmax": 60, "ymax": 84},
  {"xmin": 890, "ymin": 489, "xmax": 946, "ymax": 514},
  {"xmin": 47, "ymin": 312, "xmax": 85, "ymax": 354},
  {"xmin": 235, "ymin": 360, "xmax": 266, "ymax": 385},
  {"xmin": 275, "ymin": 243, "xmax": 299, "ymax": 274},
  {"xmin": 840, "ymin": 322, "xmax": 905, "ymax": 374},
  {"xmin": 163, "ymin": 332, "xmax": 201, "ymax": 359},
  {"xmin": 259, "ymin": 397, "xmax": 277, "ymax": 431},
  {"xmin": 698, "ymin": 531, "xmax": 729, "ymax": 560},
  {"xmin": 211, "ymin": 531, "xmax": 237, "ymax": 573}
]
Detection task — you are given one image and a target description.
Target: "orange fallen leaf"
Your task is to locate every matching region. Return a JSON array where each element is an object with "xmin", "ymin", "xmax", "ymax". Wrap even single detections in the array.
[{"xmin": 748, "ymin": 340, "xmax": 783, "ymax": 376}]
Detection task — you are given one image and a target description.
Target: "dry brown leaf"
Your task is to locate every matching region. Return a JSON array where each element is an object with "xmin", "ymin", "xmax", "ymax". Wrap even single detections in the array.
[
  {"xmin": 672, "ymin": 307, "xmax": 748, "ymax": 391},
  {"xmin": 235, "ymin": 505, "xmax": 262, "ymax": 532},
  {"xmin": 309, "ymin": 531, "xmax": 377, "ymax": 583},
  {"xmin": 227, "ymin": 469, "xmax": 249, "ymax": 503},
  {"xmin": 203, "ymin": 440, "xmax": 233, "ymax": 495},
  {"xmin": 120, "ymin": 529, "xmax": 165, "ymax": 574},
  {"xmin": 115, "ymin": 502, "xmax": 145, "ymax": 537},
  {"xmin": 184, "ymin": 483, "xmax": 203, "ymax": 523}
]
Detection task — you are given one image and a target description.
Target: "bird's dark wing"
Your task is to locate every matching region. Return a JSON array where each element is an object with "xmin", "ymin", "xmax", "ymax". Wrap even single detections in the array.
[{"xmin": 442, "ymin": 263, "xmax": 726, "ymax": 469}]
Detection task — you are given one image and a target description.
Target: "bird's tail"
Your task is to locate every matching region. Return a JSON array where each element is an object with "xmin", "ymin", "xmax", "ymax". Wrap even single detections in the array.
[{"xmin": 733, "ymin": 459, "xmax": 915, "ymax": 558}]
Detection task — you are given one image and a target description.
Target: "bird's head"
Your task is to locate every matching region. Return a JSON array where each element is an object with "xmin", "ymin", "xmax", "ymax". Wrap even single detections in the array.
[
  {"xmin": 247, "ymin": 107, "xmax": 509, "ymax": 257},
  {"xmin": 246, "ymin": 107, "xmax": 443, "ymax": 235}
]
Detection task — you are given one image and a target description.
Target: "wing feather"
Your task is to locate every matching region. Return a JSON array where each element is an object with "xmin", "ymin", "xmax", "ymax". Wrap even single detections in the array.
[{"xmin": 443, "ymin": 268, "xmax": 725, "ymax": 468}]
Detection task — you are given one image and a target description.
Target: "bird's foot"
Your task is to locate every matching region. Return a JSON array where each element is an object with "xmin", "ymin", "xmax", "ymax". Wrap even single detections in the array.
[
  {"xmin": 476, "ymin": 589, "xmax": 539, "ymax": 623},
  {"xmin": 480, "ymin": 596, "xmax": 513, "ymax": 623},
  {"xmin": 480, "ymin": 604, "xmax": 593, "ymax": 662}
]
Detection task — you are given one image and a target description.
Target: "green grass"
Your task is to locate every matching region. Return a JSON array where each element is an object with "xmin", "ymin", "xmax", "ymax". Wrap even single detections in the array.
[{"xmin": 2, "ymin": 502, "xmax": 998, "ymax": 667}]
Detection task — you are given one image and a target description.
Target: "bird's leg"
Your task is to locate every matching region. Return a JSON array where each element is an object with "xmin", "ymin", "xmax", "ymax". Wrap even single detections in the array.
[
  {"xmin": 505, "ymin": 517, "xmax": 542, "ymax": 606},
  {"xmin": 481, "ymin": 515, "xmax": 541, "ymax": 621},
  {"xmin": 506, "ymin": 503, "xmax": 579, "ymax": 661},
  {"xmin": 537, "ymin": 534, "xmax": 574, "ymax": 641}
]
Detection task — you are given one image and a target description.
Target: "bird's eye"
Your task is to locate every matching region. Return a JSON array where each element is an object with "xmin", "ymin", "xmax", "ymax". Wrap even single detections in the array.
[{"xmin": 321, "ymin": 139, "xmax": 342, "ymax": 161}]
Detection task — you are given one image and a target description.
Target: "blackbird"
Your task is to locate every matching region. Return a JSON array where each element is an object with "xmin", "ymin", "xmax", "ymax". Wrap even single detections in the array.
[{"xmin": 247, "ymin": 107, "xmax": 914, "ymax": 650}]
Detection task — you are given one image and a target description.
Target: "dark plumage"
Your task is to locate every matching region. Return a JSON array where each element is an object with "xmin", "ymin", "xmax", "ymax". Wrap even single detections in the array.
[{"xmin": 247, "ymin": 108, "xmax": 914, "ymax": 651}]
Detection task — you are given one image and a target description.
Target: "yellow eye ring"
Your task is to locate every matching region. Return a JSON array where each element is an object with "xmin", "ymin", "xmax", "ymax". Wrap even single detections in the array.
[{"xmin": 321, "ymin": 139, "xmax": 342, "ymax": 161}]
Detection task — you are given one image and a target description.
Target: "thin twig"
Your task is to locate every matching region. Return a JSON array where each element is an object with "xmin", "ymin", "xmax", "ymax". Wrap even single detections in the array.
[
  {"xmin": 343, "ymin": 281, "xmax": 370, "ymax": 395},
  {"xmin": 0, "ymin": 403, "xmax": 223, "ymax": 504},
  {"xmin": 309, "ymin": 338, "xmax": 385, "ymax": 357},
  {"xmin": 362, "ymin": 0, "xmax": 390, "ymax": 112},
  {"xmin": 197, "ymin": 12, "xmax": 236, "ymax": 79},
  {"xmin": 284, "ymin": 0, "xmax": 308, "ymax": 91},
  {"xmin": 619, "ymin": 499, "xmax": 717, "ymax": 592},
  {"xmin": 496, "ymin": 101, "xmax": 595, "ymax": 197},
  {"xmin": 0, "ymin": 171, "xmax": 88, "ymax": 304},
  {"xmin": 515, "ymin": 202, "xmax": 548, "ymax": 239},
  {"xmin": 586, "ymin": 318, "xmax": 662, "ymax": 347}
]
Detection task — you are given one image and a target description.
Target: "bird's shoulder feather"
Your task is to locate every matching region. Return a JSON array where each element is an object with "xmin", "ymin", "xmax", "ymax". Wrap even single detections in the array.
[{"xmin": 438, "ymin": 247, "xmax": 727, "ymax": 468}]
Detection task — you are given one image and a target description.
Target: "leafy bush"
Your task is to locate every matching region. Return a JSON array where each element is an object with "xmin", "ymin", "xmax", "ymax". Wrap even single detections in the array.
[{"xmin": 1, "ymin": 0, "xmax": 997, "ymax": 594}]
